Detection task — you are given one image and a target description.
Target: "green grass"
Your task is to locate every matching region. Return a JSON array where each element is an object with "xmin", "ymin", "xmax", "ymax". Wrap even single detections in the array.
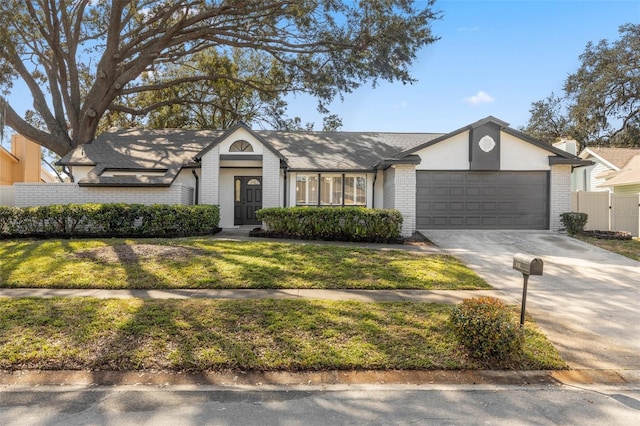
[
  {"xmin": 0, "ymin": 238, "xmax": 489, "ymax": 290},
  {"xmin": 574, "ymin": 235, "xmax": 640, "ymax": 262},
  {"xmin": 0, "ymin": 297, "xmax": 565, "ymax": 371}
]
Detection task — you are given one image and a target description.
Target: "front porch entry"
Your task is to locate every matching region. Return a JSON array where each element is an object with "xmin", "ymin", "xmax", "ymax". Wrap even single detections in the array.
[{"xmin": 234, "ymin": 176, "xmax": 262, "ymax": 225}]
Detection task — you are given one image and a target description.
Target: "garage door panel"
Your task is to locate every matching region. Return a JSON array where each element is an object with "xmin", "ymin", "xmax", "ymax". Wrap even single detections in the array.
[
  {"xmin": 450, "ymin": 202, "xmax": 464, "ymax": 211},
  {"xmin": 450, "ymin": 187, "xmax": 464, "ymax": 196},
  {"xmin": 466, "ymin": 187, "xmax": 481, "ymax": 196},
  {"xmin": 432, "ymin": 217, "xmax": 449, "ymax": 226},
  {"xmin": 449, "ymin": 217, "xmax": 465, "ymax": 226},
  {"xmin": 416, "ymin": 171, "xmax": 549, "ymax": 229}
]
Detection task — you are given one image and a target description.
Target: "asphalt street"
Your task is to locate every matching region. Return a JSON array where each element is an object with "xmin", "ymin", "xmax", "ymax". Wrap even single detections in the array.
[{"xmin": 1, "ymin": 384, "xmax": 640, "ymax": 425}]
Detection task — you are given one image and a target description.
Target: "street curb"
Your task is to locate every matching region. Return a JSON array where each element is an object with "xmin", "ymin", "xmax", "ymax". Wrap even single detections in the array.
[{"xmin": 2, "ymin": 369, "xmax": 639, "ymax": 387}]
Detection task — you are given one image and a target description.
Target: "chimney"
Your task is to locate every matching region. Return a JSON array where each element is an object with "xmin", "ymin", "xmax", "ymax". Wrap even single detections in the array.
[{"xmin": 552, "ymin": 137, "xmax": 577, "ymax": 156}]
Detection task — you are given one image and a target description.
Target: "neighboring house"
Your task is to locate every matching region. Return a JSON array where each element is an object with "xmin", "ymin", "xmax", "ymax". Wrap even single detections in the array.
[
  {"xmin": 572, "ymin": 146, "xmax": 640, "ymax": 194},
  {"xmin": 0, "ymin": 134, "xmax": 56, "ymax": 185},
  {"xmin": 1, "ymin": 134, "xmax": 58, "ymax": 206},
  {"xmin": 15, "ymin": 116, "xmax": 587, "ymax": 235}
]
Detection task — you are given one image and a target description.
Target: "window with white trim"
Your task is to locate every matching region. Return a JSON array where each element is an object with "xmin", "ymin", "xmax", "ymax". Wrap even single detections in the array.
[
  {"xmin": 344, "ymin": 175, "xmax": 367, "ymax": 205},
  {"xmin": 296, "ymin": 174, "xmax": 366, "ymax": 206}
]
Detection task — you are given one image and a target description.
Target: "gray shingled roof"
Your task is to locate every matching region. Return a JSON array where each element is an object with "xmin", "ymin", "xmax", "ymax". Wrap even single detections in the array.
[
  {"xmin": 59, "ymin": 128, "xmax": 223, "ymax": 186},
  {"xmin": 257, "ymin": 130, "xmax": 443, "ymax": 170},
  {"xmin": 59, "ymin": 127, "xmax": 445, "ymax": 185},
  {"xmin": 59, "ymin": 119, "xmax": 585, "ymax": 187}
]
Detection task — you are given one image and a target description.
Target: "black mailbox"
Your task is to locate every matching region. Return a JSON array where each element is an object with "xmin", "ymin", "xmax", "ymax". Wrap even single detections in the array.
[{"xmin": 513, "ymin": 253, "xmax": 543, "ymax": 276}]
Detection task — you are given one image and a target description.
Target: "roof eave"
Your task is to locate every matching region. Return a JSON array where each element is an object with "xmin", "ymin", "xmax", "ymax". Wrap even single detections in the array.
[
  {"xmin": 287, "ymin": 168, "xmax": 375, "ymax": 173},
  {"xmin": 77, "ymin": 182, "xmax": 172, "ymax": 188},
  {"xmin": 549, "ymin": 157, "xmax": 595, "ymax": 166},
  {"xmin": 375, "ymin": 155, "xmax": 422, "ymax": 170}
]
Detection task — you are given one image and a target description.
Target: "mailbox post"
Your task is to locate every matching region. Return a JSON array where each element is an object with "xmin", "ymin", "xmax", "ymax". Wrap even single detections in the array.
[{"xmin": 512, "ymin": 253, "xmax": 543, "ymax": 327}]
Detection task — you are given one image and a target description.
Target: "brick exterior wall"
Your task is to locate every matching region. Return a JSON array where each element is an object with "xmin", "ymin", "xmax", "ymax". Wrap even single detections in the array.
[
  {"xmin": 14, "ymin": 183, "xmax": 193, "ymax": 207},
  {"xmin": 391, "ymin": 165, "xmax": 417, "ymax": 236},
  {"xmin": 382, "ymin": 168, "xmax": 395, "ymax": 209},
  {"xmin": 200, "ymin": 145, "xmax": 220, "ymax": 205},
  {"xmin": 262, "ymin": 150, "xmax": 281, "ymax": 208},
  {"xmin": 549, "ymin": 165, "xmax": 572, "ymax": 231},
  {"xmin": 381, "ymin": 165, "xmax": 416, "ymax": 236}
]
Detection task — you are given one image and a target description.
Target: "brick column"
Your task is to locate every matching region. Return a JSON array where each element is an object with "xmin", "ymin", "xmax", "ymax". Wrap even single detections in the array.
[
  {"xmin": 549, "ymin": 165, "xmax": 572, "ymax": 231},
  {"xmin": 200, "ymin": 146, "xmax": 220, "ymax": 205},
  {"xmin": 262, "ymin": 151, "xmax": 281, "ymax": 208},
  {"xmin": 391, "ymin": 164, "xmax": 416, "ymax": 237}
]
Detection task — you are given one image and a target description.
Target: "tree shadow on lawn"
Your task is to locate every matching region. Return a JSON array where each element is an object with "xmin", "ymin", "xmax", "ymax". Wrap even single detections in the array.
[
  {"xmin": 1, "ymin": 238, "xmax": 486, "ymax": 290},
  {"xmin": 0, "ymin": 298, "xmax": 561, "ymax": 372},
  {"xmin": 155, "ymin": 299, "xmax": 459, "ymax": 370},
  {"xmin": 193, "ymin": 240, "xmax": 472, "ymax": 290},
  {"xmin": 0, "ymin": 240, "xmax": 72, "ymax": 287}
]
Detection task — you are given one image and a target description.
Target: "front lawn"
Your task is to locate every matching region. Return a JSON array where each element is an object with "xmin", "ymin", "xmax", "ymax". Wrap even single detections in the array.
[
  {"xmin": 0, "ymin": 238, "xmax": 489, "ymax": 290},
  {"xmin": 574, "ymin": 235, "xmax": 640, "ymax": 262},
  {"xmin": 0, "ymin": 298, "xmax": 565, "ymax": 371}
]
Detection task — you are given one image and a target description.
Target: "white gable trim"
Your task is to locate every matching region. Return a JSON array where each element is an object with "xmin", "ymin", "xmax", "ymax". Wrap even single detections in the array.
[
  {"xmin": 218, "ymin": 127, "xmax": 266, "ymax": 155},
  {"xmin": 579, "ymin": 148, "xmax": 620, "ymax": 171}
]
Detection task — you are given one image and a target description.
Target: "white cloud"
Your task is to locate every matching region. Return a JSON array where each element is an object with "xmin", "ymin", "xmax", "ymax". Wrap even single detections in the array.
[
  {"xmin": 464, "ymin": 91, "xmax": 495, "ymax": 106},
  {"xmin": 393, "ymin": 101, "xmax": 408, "ymax": 109}
]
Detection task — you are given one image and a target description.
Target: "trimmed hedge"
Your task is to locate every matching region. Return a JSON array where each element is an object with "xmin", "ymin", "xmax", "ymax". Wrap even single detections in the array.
[
  {"xmin": 255, "ymin": 206, "xmax": 403, "ymax": 241},
  {"xmin": 0, "ymin": 203, "xmax": 220, "ymax": 238},
  {"xmin": 449, "ymin": 297, "xmax": 523, "ymax": 362},
  {"xmin": 560, "ymin": 212, "xmax": 588, "ymax": 236}
]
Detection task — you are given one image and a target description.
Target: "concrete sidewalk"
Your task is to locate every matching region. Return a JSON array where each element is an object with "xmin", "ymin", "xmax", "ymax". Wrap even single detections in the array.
[{"xmin": 0, "ymin": 288, "xmax": 505, "ymax": 303}]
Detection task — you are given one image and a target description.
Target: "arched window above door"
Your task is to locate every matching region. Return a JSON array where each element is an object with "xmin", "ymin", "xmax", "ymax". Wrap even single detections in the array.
[{"xmin": 229, "ymin": 140, "xmax": 254, "ymax": 152}]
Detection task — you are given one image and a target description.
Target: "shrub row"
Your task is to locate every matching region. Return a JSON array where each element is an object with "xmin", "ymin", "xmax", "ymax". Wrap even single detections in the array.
[
  {"xmin": 0, "ymin": 204, "xmax": 220, "ymax": 238},
  {"xmin": 255, "ymin": 207, "xmax": 403, "ymax": 242}
]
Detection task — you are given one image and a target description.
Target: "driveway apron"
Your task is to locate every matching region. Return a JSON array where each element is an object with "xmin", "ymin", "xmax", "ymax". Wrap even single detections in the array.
[{"xmin": 421, "ymin": 230, "xmax": 640, "ymax": 370}]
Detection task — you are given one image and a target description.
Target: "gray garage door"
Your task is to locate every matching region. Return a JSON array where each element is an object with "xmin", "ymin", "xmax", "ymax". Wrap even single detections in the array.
[{"xmin": 416, "ymin": 171, "xmax": 549, "ymax": 229}]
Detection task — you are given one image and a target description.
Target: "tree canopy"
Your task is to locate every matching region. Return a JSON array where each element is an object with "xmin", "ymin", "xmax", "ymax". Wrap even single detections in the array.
[
  {"xmin": 522, "ymin": 23, "xmax": 639, "ymax": 148},
  {"xmin": 0, "ymin": 0, "xmax": 440, "ymax": 156}
]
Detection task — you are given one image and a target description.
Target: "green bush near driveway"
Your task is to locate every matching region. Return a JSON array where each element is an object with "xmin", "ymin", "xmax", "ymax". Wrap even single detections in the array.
[
  {"xmin": 450, "ymin": 297, "xmax": 523, "ymax": 363},
  {"xmin": 559, "ymin": 212, "xmax": 588, "ymax": 236}
]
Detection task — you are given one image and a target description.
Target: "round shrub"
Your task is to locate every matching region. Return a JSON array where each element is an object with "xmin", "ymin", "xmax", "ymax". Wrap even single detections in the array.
[
  {"xmin": 449, "ymin": 297, "xmax": 523, "ymax": 362},
  {"xmin": 560, "ymin": 212, "xmax": 588, "ymax": 236}
]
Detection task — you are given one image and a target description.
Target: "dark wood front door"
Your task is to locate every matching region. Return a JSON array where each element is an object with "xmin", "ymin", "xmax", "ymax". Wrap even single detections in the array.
[{"xmin": 234, "ymin": 176, "xmax": 262, "ymax": 225}]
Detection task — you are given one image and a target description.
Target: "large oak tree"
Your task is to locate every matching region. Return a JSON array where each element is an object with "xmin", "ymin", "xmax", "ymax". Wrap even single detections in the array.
[
  {"xmin": 0, "ymin": 0, "xmax": 439, "ymax": 156},
  {"xmin": 522, "ymin": 23, "xmax": 640, "ymax": 147}
]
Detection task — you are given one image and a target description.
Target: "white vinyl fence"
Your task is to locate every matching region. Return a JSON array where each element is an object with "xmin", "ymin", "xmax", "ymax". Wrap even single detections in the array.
[
  {"xmin": 571, "ymin": 191, "xmax": 640, "ymax": 237},
  {"xmin": 0, "ymin": 185, "xmax": 15, "ymax": 206}
]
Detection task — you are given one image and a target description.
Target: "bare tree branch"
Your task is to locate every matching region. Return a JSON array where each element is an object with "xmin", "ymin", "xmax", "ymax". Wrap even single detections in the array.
[{"xmin": 0, "ymin": 0, "xmax": 440, "ymax": 155}]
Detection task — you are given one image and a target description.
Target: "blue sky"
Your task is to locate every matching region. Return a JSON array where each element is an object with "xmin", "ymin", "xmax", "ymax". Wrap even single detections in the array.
[
  {"xmin": 288, "ymin": 0, "xmax": 640, "ymax": 133},
  {"xmin": 3, "ymin": 0, "xmax": 639, "ymax": 138}
]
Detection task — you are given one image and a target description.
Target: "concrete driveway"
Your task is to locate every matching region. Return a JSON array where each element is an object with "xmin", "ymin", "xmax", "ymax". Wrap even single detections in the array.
[{"xmin": 421, "ymin": 230, "xmax": 640, "ymax": 370}]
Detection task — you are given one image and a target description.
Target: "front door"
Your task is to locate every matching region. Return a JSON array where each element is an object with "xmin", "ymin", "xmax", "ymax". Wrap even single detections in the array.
[{"xmin": 234, "ymin": 176, "xmax": 262, "ymax": 225}]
